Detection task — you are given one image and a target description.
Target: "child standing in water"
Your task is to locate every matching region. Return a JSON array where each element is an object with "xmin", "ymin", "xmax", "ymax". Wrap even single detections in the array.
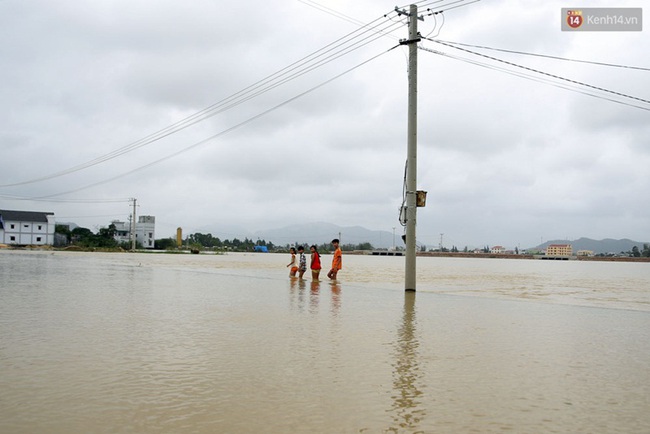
[
  {"xmin": 287, "ymin": 247, "xmax": 298, "ymax": 277},
  {"xmin": 310, "ymin": 245, "xmax": 321, "ymax": 280},
  {"xmin": 297, "ymin": 246, "xmax": 307, "ymax": 279},
  {"xmin": 327, "ymin": 239, "xmax": 342, "ymax": 280}
]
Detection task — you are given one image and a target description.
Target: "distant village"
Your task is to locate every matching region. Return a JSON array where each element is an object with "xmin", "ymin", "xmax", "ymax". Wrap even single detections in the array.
[
  {"xmin": 0, "ymin": 209, "xmax": 155, "ymax": 250},
  {"xmin": 452, "ymin": 244, "xmax": 588, "ymax": 257},
  {"xmin": 1, "ymin": 208, "xmax": 649, "ymax": 260}
]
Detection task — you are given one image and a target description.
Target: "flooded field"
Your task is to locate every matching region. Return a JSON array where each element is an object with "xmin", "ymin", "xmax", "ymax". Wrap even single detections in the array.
[{"xmin": 1, "ymin": 250, "xmax": 649, "ymax": 433}]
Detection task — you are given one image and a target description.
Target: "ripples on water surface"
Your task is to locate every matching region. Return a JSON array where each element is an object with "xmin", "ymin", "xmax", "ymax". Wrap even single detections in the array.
[{"xmin": 1, "ymin": 250, "xmax": 649, "ymax": 433}]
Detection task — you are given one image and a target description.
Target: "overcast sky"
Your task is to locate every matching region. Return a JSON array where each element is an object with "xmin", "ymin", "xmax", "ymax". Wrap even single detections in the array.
[{"xmin": 1, "ymin": 0, "xmax": 648, "ymax": 249}]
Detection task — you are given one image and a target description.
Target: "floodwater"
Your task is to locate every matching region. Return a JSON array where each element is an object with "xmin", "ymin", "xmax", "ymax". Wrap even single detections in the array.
[{"xmin": 1, "ymin": 250, "xmax": 649, "ymax": 433}]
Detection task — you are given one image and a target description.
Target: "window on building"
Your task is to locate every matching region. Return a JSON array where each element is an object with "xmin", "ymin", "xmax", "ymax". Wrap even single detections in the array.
[
  {"xmin": 10, "ymin": 236, "xmax": 16, "ymax": 241},
  {"xmin": 24, "ymin": 224, "xmax": 29, "ymax": 228},
  {"xmin": 10, "ymin": 224, "xmax": 15, "ymax": 229},
  {"xmin": 36, "ymin": 237, "xmax": 42, "ymax": 242},
  {"xmin": 38, "ymin": 225, "xmax": 42, "ymax": 230}
]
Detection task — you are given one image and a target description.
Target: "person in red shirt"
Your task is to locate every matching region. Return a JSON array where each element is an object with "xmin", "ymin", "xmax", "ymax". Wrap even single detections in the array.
[
  {"xmin": 310, "ymin": 245, "xmax": 322, "ymax": 280},
  {"xmin": 327, "ymin": 238, "xmax": 342, "ymax": 280}
]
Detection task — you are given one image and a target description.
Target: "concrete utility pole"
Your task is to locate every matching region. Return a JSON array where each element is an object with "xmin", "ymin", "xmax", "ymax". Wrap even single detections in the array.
[
  {"xmin": 399, "ymin": 4, "xmax": 421, "ymax": 292},
  {"xmin": 130, "ymin": 198, "xmax": 137, "ymax": 251}
]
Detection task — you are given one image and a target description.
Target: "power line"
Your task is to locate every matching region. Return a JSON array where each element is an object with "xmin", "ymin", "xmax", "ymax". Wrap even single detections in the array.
[
  {"xmin": 0, "ymin": 193, "xmax": 130, "ymax": 203},
  {"xmin": 0, "ymin": 12, "xmax": 404, "ymax": 189},
  {"xmin": 422, "ymin": 38, "xmax": 650, "ymax": 110},
  {"xmin": 420, "ymin": 45, "xmax": 650, "ymax": 111},
  {"xmin": 299, "ymin": 0, "xmax": 366, "ymax": 27},
  {"xmin": 1, "ymin": 2, "xmax": 483, "ymax": 191},
  {"xmin": 300, "ymin": 0, "xmax": 477, "ymax": 30},
  {"xmin": 414, "ymin": 0, "xmax": 482, "ymax": 14},
  {"xmin": 56, "ymin": 214, "xmax": 129, "ymax": 219},
  {"xmin": 437, "ymin": 39, "xmax": 650, "ymax": 71},
  {"xmin": 424, "ymin": 10, "xmax": 445, "ymax": 39},
  {"xmin": 34, "ymin": 45, "xmax": 400, "ymax": 199}
]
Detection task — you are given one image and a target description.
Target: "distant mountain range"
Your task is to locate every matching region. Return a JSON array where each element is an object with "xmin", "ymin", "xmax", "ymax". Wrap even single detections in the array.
[{"xmin": 531, "ymin": 238, "xmax": 649, "ymax": 254}]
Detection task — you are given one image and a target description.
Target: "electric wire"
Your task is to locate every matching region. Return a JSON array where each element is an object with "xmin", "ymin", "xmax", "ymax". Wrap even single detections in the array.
[
  {"xmin": 298, "ymin": 0, "xmax": 366, "ymax": 27},
  {"xmin": 419, "ymin": 45, "xmax": 650, "ymax": 112},
  {"xmin": 56, "ymin": 214, "xmax": 129, "ymax": 219},
  {"xmin": 424, "ymin": 11, "xmax": 445, "ymax": 39},
  {"xmin": 437, "ymin": 39, "xmax": 650, "ymax": 71},
  {"xmin": 34, "ymin": 45, "xmax": 400, "ymax": 199},
  {"xmin": 2, "ymin": 27, "xmax": 395, "ymax": 187},
  {"xmin": 422, "ymin": 37, "xmax": 650, "ymax": 110},
  {"xmin": 412, "ymin": 0, "xmax": 482, "ymax": 14},
  {"xmin": 1, "ymin": 1, "xmax": 481, "ymax": 190},
  {"xmin": 0, "ymin": 193, "xmax": 130, "ymax": 203},
  {"xmin": 0, "ymin": 12, "xmax": 405, "ymax": 189}
]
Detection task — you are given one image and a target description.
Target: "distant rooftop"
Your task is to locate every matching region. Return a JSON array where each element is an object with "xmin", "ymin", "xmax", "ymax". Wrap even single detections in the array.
[{"xmin": 0, "ymin": 209, "xmax": 54, "ymax": 223}]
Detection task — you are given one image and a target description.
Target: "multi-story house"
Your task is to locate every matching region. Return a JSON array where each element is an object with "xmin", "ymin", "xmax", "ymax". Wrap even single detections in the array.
[
  {"xmin": 136, "ymin": 216, "xmax": 156, "ymax": 249},
  {"xmin": 0, "ymin": 209, "xmax": 56, "ymax": 246},
  {"xmin": 490, "ymin": 245, "xmax": 506, "ymax": 254},
  {"xmin": 111, "ymin": 215, "xmax": 156, "ymax": 249},
  {"xmin": 546, "ymin": 244, "xmax": 573, "ymax": 256}
]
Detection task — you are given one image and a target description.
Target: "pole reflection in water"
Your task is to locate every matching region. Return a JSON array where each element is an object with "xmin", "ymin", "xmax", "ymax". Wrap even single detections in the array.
[{"xmin": 388, "ymin": 291, "xmax": 426, "ymax": 432}]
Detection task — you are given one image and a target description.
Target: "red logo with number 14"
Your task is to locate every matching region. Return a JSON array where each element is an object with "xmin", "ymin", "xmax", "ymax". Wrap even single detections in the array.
[{"xmin": 567, "ymin": 10, "xmax": 583, "ymax": 28}]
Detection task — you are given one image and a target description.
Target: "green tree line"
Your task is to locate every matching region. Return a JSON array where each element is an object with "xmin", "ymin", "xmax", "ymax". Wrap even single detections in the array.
[
  {"xmin": 177, "ymin": 233, "xmax": 376, "ymax": 252},
  {"xmin": 57, "ymin": 225, "xmax": 650, "ymax": 257},
  {"xmin": 181, "ymin": 233, "xmax": 275, "ymax": 251},
  {"xmin": 56, "ymin": 224, "xmax": 136, "ymax": 249}
]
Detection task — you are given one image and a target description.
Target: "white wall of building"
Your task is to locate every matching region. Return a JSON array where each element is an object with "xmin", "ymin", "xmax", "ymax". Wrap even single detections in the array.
[
  {"xmin": 136, "ymin": 216, "xmax": 156, "ymax": 249},
  {"xmin": 111, "ymin": 215, "xmax": 156, "ymax": 249},
  {"xmin": 0, "ymin": 211, "xmax": 55, "ymax": 245}
]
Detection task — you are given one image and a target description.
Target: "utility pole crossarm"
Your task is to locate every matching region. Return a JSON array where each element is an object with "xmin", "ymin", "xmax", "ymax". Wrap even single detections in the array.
[
  {"xmin": 399, "ymin": 36, "xmax": 422, "ymax": 46},
  {"xmin": 394, "ymin": 6, "xmax": 424, "ymax": 21}
]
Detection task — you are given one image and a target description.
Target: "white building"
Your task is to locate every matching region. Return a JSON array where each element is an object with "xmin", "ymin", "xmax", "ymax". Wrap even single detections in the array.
[
  {"xmin": 0, "ymin": 209, "xmax": 56, "ymax": 246},
  {"xmin": 490, "ymin": 245, "xmax": 506, "ymax": 254},
  {"xmin": 136, "ymin": 216, "xmax": 156, "ymax": 248},
  {"xmin": 111, "ymin": 215, "xmax": 156, "ymax": 249}
]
